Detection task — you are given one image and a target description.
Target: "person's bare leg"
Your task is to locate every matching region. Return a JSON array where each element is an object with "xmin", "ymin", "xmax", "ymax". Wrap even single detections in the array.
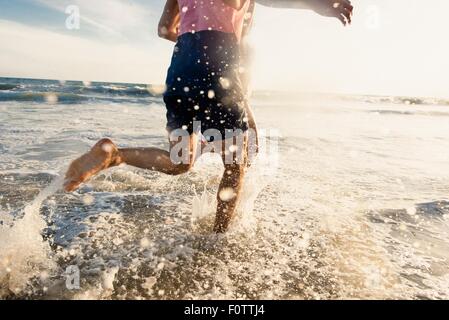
[
  {"xmin": 213, "ymin": 135, "xmax": 248, "ymax": 233},
  {"xmin": 120, "ymin": 133, "xmax": 198, "ymax": 175},
  {"xmin": 64, "ymin": 138, "xmax": 122, "ymax": 192},
  {"xmin": 64, "ymin": 134, "xmax": 197, "ymax": 192}
]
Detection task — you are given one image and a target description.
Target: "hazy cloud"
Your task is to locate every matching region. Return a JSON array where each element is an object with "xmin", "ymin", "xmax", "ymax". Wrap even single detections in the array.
[
  {"xmin": 36, "ymin": 0, "xmax": 155, "ymax": 37},
  {"xmin": 0, "ymin": 19, "xmax": 170, "ymax": 83}
]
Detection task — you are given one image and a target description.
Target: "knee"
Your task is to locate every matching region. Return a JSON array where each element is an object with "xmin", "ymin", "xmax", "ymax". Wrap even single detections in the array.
[
  {"xmin": 94, "ymin": 138, "xmax": 118, "ymax": 155},
  {"xmin": 96, "ymin": 138, "xmax": 114, "ymax": 145},
  {"xmin": 169, "ymin": 163, "xmax": 193, "ymax": 176},
  {"xmin": 94, "ymin": 138, "xmax": 115, "ymax": 151}
]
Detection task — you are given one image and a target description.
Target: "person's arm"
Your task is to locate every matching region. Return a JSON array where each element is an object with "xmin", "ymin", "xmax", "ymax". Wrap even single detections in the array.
[
  {"xmin": 158, "ymin": 0, "xmax": 180, "ymax": 42},
  {"xmin": 242, "ymin": 0, "xmax": 256, "ymax": 38},
  {"xmin": 256, "ymin": 0, "xmax": 309, "ymax": 9},
  {"xmin": 256, "ymin": 0, "xmax": 353, "ymax": 26},
  {"xmin": 240, "ymin": 1, "xmax": 259, "ymax": 158},
  {"xmin": 244, "ymin": 101, "xmax": 259, "ymax": 159},
  {"xmin": 222, "ymin": 0, "xmax": 249, "ymax": 10}
]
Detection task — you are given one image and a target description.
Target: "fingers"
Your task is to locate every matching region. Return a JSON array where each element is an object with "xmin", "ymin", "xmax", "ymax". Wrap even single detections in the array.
[
  {"xmin": 334, "ymin": 1, "xmax": 353, "ymax": 26},
  {"xmin": 339, "ymin": 0, "xmax": 353, "ymax": 12},
  {"xmin": 336, "ymin": 13, "xmax": 347, "ymax": 26},
  {"xmin": 342, "ymin": 7, "xmax": 352, "ymax": 24},
  {"xmin": 342, "ymin": 0, "xmax": 354, "ymax": 21},
  {"xmin": 340, "ymin": 1, "xmax": 352, "ymax": 11}
]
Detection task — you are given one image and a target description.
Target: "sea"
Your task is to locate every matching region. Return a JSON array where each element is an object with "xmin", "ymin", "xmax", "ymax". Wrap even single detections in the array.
[{"xmin": 1, "ymin": 77, "xmax": 449, "ymax": 299}]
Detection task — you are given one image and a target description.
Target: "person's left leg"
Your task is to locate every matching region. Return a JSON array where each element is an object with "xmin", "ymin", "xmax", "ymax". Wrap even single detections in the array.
[{"xmin": 64, "ymin": 133, "xmax": 198, "ymax": 192}]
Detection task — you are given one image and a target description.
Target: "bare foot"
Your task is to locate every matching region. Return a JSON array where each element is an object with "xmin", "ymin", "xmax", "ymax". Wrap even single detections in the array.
[{"xmin": 64, "ymin": 138, "xmax": 122, "ymax": 192}]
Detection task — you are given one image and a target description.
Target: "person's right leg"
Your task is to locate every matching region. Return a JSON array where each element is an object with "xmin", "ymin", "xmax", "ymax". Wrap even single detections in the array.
[
  {"xmin": 213, "ymin": 134, "xmax": 248, "ymax": 233},
  {"xmin": 64, "ymin": 134, "xmax": 198, "ymax": 192}
]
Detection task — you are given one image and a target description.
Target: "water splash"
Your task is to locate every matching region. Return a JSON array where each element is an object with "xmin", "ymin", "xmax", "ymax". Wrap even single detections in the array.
[
  {"xmin": 191, "ymin": 145, "xmax": 277, "ymax": 235},
  {"xmin": 0, "ymin": 174, "xmax": 62, "ymax": 297},
  {"xmin": 191, "ymin": 184, "xmax": 216, "ymax": 234}
]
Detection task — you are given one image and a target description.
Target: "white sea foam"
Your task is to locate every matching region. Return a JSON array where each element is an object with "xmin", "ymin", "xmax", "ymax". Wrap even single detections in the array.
[
  {"xmin": 0, "ymin": 175, "xmax": 62, "ymax": 297},
  {"xmin": 2, "ymin": 79, "xmax": 449, "ymax": 299}
]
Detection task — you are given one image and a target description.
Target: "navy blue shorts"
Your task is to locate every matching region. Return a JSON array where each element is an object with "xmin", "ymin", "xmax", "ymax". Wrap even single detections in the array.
[{"xmin": 163, "ymin": 30, "xmax": 248, "ymax": 140}]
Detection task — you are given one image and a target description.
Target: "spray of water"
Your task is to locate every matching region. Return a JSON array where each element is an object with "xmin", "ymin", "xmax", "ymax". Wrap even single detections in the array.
[
  {"xmin": 191, "ymin": 142, "xmax": 278, "ymax": 235},
  {"xmin": 0, "ymin": 174, "xmax": 63, "ymax": 297}
]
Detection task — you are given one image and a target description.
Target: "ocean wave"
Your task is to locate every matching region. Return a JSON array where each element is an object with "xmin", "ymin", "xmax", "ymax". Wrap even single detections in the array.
[
  {"xmin": 0, "ymin": 91, "xmax": 88, "ymax": 104},
  {"xmin": 0, "ymin": 84, "xmax": 20, "ymax": 91},
  {"xmin": 3, "ymin": 78, "xmax": 447, "ymax": 107},
  {"xmin": 358, "ymin": 95, "xmax": 449, "ymax": 107},
  {"xmin": 0, "ymin": 91, "xmax": 164, "ymax": 105},
  {"xmin": 78, "ymin": 85, "xmax": 155, "ymax": 97},
  {"xmin": 0, "ymin": 79, "xmax": 164, "ymax": 104}
]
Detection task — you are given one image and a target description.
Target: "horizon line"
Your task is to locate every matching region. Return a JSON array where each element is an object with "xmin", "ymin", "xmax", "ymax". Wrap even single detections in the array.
[{"xmin": 0, "ymin": 75, "xmax": 447, "ymax": 101}]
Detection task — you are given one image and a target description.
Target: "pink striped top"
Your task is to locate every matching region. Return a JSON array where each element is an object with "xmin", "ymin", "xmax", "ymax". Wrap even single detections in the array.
[{"xmin": 177, "ymin": 0, "xmax": 250, "ymax": 42}]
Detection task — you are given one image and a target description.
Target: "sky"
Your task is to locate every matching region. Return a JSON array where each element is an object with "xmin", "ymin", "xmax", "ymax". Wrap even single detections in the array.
[{"xmin": 0, "ymin": 0, "xmax": 448, "ymax": 98}]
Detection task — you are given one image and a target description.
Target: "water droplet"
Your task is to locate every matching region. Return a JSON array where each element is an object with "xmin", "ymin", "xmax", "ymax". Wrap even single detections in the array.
[
  {"xmin": 159, "ymin": 26, "xmax": 168, "ymax": 35},
  {"xmin": 147, "ymin": 84, "xmax": 166, "ymax": 95},
  {"xmin": 219, "ymin": 188, "xmax": 236, "ymax": 201},
  {"xmin": 219, "ymin": 77, "xmax": 231, "ymax": 89},
  {"xmin": 112, "ymin": 238, "xmax": 123, "ymax": 246},
  {"xmin": 140, "ymin": 238, "xmax": 150, "ymax": 248},
  {"xmin": 82, "ymin": 194, "xmax": 95, "ymax": 206},
  {"xmin": 44, "ymin": 93, "xmax": 58, "ymax": 104},
  {"xmin": 101, "ymin": 143, "xmax": 114, "ymax": 153}
]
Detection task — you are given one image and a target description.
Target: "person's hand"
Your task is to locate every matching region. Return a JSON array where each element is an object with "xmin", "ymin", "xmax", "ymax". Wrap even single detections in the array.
[{"xmin": 310, "ymin": 0, "xmax": 354, "ymax": 26}]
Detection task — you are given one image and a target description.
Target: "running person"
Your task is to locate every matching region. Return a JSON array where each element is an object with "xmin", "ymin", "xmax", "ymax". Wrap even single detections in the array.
[{"xmin": 64, "ymin": 0, "xmax": 253, "ymax": 233}]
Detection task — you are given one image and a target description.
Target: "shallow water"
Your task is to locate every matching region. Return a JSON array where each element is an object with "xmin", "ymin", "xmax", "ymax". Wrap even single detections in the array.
[{"xmin": 1, "ymin": 78, "xmax": 449, "ymax": 299}]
